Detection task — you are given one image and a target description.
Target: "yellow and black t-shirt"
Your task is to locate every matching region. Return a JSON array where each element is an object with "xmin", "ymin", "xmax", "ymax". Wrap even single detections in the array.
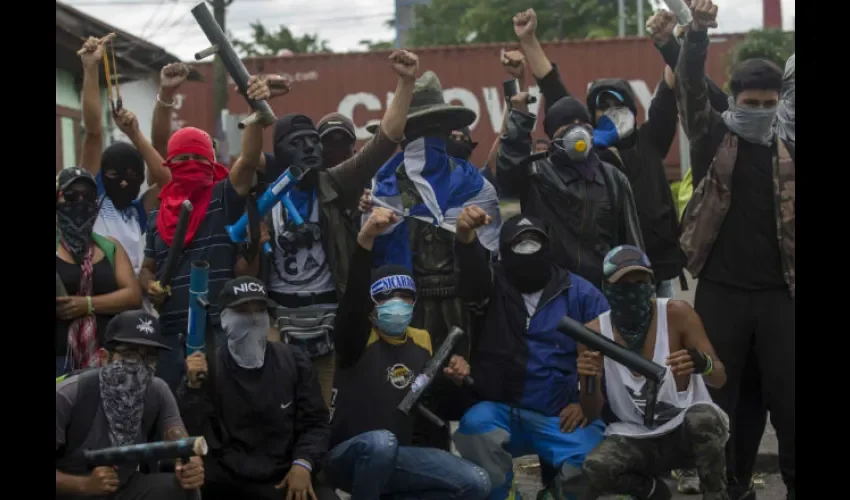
[{"xmin": 329, "ymin": 244, "xmax": 433, "ymax": 447}]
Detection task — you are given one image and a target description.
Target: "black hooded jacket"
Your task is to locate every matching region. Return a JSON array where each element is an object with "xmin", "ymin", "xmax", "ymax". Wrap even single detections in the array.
[
  {"xmin": 496, "ymin": 108, "xmax": 644, "ymax": 289},
  {"xmin": 535, "ymin": 66, "xmax": 683, "ymax": 281}
]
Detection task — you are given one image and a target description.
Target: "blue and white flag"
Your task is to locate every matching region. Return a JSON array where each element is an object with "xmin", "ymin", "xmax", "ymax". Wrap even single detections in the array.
[{"xmin": 365, "ymin": 137, "xmax": 502, "ymax": 270}]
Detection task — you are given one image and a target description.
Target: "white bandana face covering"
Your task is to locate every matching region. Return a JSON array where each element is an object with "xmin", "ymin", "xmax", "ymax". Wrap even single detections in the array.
[{"xmin": 221, "ymin": 309, "xmax": 270, "ymax": 369}]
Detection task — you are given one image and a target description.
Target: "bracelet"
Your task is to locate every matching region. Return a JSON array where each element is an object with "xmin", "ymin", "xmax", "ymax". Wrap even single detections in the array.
[
  {"xmin": 86, "ymin": 296, "xmax": 94, "ymax": 315},
  {"xmin": 292, "ymin": 459, "xmax": 312, "ymax": 473},
  {"xmin": 702, "ymin": 354, "xmax": 714, "ymax": 376},
  {"xmin": 156, "ymin": 93, "xmax": 175, "ymax": 107}
]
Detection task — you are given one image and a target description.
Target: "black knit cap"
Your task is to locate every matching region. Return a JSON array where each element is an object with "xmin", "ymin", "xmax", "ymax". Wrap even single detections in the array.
[
  {"xmin": 543, "ymin": 97, "xmax": 592, "ymax": 139},
  {"xmin": 273, "ymin": 113, "xmax": 318, "ymax": 145}
]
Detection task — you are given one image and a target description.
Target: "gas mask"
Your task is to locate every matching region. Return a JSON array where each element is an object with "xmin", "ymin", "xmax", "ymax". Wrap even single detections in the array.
[{"xmin": 553, "ymin": 125, "xmax": 594, "ymax": 162}]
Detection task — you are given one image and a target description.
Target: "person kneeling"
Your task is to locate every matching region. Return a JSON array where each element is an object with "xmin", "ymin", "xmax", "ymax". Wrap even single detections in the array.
[
  {"xmin": 324, "ymin": 207, "xmax": 491, "ymax": 500},
  {"xmin": 579, "ymin": 246, "xmax": 730, "ymax": 500},
  {"xmin": 176, "ymin": 277, "xmax": 339, "ymax": 500},
  {"xmin": 56, "ymin": 310, "xmax": 203, "ymax": 500},
  {"xmin": 451, "ymin": 211, "xmax": 610, "ymax": 500}
]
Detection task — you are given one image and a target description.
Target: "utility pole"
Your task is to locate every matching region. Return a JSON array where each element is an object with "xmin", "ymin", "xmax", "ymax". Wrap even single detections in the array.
[
  {"xmin": 617, "ymin": 0, "xmax": 626, "ymax": 38},
  {"xmin": 636, "ymin": 0, "xmax": 645, "ymax": 36},
  {"xmin": 207, "ymin": 0, "xmax": 233, "ymax": 162}
]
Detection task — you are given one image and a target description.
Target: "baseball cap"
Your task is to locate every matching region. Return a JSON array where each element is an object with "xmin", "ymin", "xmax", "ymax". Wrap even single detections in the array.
[
  {"xmin": 370, "ymin": 264, "xmax": 416, "ymax": 303},
  {"xmin": 595, "ymin": 89, "xmax": 625, "ymax": 107},
  {"xmin": 219, "ymin": 276, "xmax": 274, "ymax": 309},
  {"xmin": 317, "ymin": 113, "xmax": 356, "ymax": 141},
  {"xmin": 104, "ymin": 310, "xmax": 172, "ymax": 351},
  {"xmin": 603, "ymin": 245, "xmax": 654, "ymax": 283},
  {"xmin": 56, "ymin": 167, "xmax": 97, "ymax": 196},
  {"xmin": 500, "ymin": 214, "xmax": 549, "ymax": 246}
]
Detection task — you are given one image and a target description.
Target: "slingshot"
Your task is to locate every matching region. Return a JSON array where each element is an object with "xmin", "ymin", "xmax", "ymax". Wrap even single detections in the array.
[{"xmin": 77, "ymin": 33, "xmax": 122, "ymax": 115}]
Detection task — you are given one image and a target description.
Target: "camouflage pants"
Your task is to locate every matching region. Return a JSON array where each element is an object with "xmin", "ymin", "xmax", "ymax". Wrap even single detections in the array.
[{"xmin": 582, "ymin": 405, "xmax": 730, "ymax": 499}]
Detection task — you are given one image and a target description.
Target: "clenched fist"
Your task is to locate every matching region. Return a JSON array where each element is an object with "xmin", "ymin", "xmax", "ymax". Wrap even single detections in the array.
[
  {"xmin": 78, "ymin": 34, "xmax": 116, "ymax": 69},
  {"xmin": 690, "ymin": 0, "xmax": 718, "ymax": 31},
  {"xmin": 82, "ymin": 466, "xmax": 119, "ymax": 496},
  {"xmin": 501, "ymin": 50, "xmax": 526, "ymax": 80},
  {"xmin": 242, "ymin": 75, "xmax": 271, "ymax": 101},
  {"xmin": 358, "ymin": 207, "xmax": 399, "ymax": 249},
  {"xmin": 577, "ymin": 350, "xmax": 603, "ymax": 378},
  {"xmin": 390, "ymin": 50, "xmax": 419, "ymax": 82},
  {"xmin": 509, "ymin": 91, "xmax": 531, "ymax": 113},
  {"xmin": 456, "ymin": 205, "xmax": 492, "ymax": 244},
  {"xmin": 358, "ymin": 188, "xmax": 374, "ymax": 214},
  {"xmin": 646, "ymin": 10, "xmax": 678, "ymax": 45},
  {"xmin": 257, "ymin": 74, "xmax": 292, "ymax": 99},
  {"xmin": 114, "ymin": 108, "xmax": 140, "ymax": 138},
  {"xmin": 160, "ymin": 62, "xmax": 190, "ymax": 90},
  {"xmin": 185, "ymin": 352, "xmax": 208, "ymax": 389},
  {"xmin": 513, "ymin": 9, "xmax": 538, "ymax": 42}
]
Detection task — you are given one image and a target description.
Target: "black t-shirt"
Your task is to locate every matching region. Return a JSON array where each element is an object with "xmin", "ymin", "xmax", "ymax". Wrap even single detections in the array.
[
  {"xmin": 56, "ymin": 257, "xmax": 118, "ymax": 356},
  {"xmin": 145, "ymin": 179, "xmax": 246, "ymax": 336},
  {"xmin": 701, "ymin": 140, "xmax": 785, "ymax": 289}
]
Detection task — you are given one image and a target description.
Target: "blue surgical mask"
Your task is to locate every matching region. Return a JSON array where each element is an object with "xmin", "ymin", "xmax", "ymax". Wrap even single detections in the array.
[{"xmin": 376, "ymin": 298, "xmax": 414, "ymax": 337}]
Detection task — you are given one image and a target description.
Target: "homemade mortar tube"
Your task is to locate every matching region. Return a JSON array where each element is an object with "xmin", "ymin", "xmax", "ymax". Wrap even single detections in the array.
[
  {"xmin": 187, "ymin": 261, "xmax": 209, "ymax": 356},
  {"xmin": 557, "ymin": 316, "xmax": 666, "ymax": 426},
  {"xmin": 159, "ymin": 200, "xmax": 193, "ymax": 289},
  {"xmin": 83, "ymin": 437, "xmax": 208, "ymax": 467},
  {"xmin": 191, "ymin": 2, "xmax": 276, "ymax": 129},
  {"xmin": 398, "ymin": 326, "xmax": 474, "ymax": 428},
  {"xmin": 226, "ymin": 165, "xmax": 308, "ymax": 254}
]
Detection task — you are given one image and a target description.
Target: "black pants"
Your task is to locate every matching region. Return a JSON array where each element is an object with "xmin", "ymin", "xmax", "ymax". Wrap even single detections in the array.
[
  {"xmin": 694, "ymin": 279, "xmax": 795, "ymax": 490},
  {"xmin": 202, "ymin": 457, "xmax": 340, "ymax": 500}
]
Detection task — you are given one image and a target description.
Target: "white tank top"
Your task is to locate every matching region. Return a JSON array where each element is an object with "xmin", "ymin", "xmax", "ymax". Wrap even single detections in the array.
[
  {"xmin": 599, "ymin": 299, "xmax": 728, "ymax": 439},
  {"xmin": 94, "ymin": 196, "xmax": 145, "ymax": 275}
]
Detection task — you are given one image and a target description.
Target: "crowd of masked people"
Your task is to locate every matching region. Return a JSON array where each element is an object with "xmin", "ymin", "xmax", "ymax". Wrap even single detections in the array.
[{"xmin": 56, "ymin": 1, "xmax": 794, "ymax": 499}]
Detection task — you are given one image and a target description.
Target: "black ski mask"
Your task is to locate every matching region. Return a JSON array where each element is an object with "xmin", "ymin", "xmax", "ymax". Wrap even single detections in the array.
[
  {"xmin": 272, "ymin": 114, "xmax": 324, "ymax": 190},
  {"xmin": 101, "ymin": 142, "xmax": 144, "ymax": 210},
  {"xmin": 446, "ymin": 127, "xmax": 478, "ymax": 161},
  {"xmin": 499, "ymin": 215, "xmax": 553, "ymax": 293}
]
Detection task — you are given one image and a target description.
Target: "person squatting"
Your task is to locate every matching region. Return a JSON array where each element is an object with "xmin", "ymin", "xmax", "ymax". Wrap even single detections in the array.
[{"xmin": 56, "ymin": 2, "xmax": 794, "ymax": 499}]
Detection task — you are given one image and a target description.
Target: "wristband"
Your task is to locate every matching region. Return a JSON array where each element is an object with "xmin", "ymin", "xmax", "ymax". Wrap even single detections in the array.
[
  {"xmin": 702, "ymin": 353, "xmax": 714, "ymax": 376},
  {"xmin": 156, "ymin": 93, "xmax": 175, "ymax": 107},
  {"xmin": 86, "ymin": 296, "xmax": 94, "ymax": 315},
  {"xmin": 293, "ymin": 459, "xmax": 312, "ymax": 473}
]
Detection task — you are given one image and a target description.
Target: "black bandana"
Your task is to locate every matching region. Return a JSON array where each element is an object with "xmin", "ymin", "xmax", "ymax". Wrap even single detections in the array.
[
  {"xmin": 446, "ymin": 139, "xmax": 476, "ymax": 160},
  {"xmin": 601, "ymin": 281, "xmax": 655, "ymax": 351},
  {"xmin": 56, "ymin": 201, "xmax": 99, "ymax": 263},
  {"xmin": 99, "ymin": 359, "xmax": 154, "ymax": 448},
  {"xmin": 101, "ymin": 143, "xmax": 144, "ymax": 210}
]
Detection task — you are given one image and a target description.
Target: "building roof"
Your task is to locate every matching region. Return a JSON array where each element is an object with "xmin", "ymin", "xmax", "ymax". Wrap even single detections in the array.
[{"xmin": 56, "ymin": 1, "xmax": 202, "ymax": 83}]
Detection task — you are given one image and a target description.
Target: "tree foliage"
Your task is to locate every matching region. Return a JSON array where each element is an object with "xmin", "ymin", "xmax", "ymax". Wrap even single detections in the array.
[
  {"xmin": 359, "ymin": 39, "xmax": 395, "ymax": 51},
  {"xmin": 728, "ymin": 29, "xmax": 795, "ymax": 71},
  {"xmin": 406, "ymin": 0, "xmax": 656, "ymax": 47},
  {"xmin": 232, "ymin": 22, "xmax": 332, "ymax": 56}
]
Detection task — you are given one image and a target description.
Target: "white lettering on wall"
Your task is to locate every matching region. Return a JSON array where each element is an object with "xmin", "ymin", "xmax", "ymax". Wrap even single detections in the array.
[{"xmin": 341, "ymin": 81, "xmax": 650, "ymax": 140}]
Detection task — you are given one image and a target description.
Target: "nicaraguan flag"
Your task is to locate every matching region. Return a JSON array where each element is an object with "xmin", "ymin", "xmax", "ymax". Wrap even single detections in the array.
[{"xmin": 365, "ymin": 137, "xmax": 501, "ymax": 270}]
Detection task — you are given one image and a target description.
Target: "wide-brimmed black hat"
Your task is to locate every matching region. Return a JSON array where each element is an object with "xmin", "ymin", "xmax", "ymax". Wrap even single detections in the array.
[{"xmin": 401, "ymin": 71, "xmax": 476, "ymax": 140}]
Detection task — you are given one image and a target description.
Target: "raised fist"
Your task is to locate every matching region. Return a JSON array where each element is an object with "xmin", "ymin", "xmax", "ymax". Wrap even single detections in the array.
[
  {"xmin": 390, "ymin": 50, "xmax": 419, "ymax": 82},
  {"xmin": 160, "ymin": 62, "xmax": 190, "ymax": 90},
  {"xmin": 456, "ymin": 205, "xmax": 492, "ymax": 244},
  {"xmin": 358, "ymin": 188, "xmax": 374, "ymax": 214},
  {"xmin": 690, "ymin": 0, "xmax": 719, "ymax": 31},
  {"xmin": 501, "ymin": 50, "xmax": 526, "ymax": 80},
  {"xmin": 646, "ymin": 10, "xmax": 678, "ymax": 45},
  {"xmin": 513, "ymin": 9, "xmax": 538, "ymax": 42},
  {"xmin": 78, "ymin": 34, "xmax": 115, "ymax": 69},
  {"xmin": 244, "ymin": 75, "xmax": 271, "ymax": 101},
  {"xmin": 359, "ymin": 207, "xmax": 399, "ymax": 243},
  {"xmin": 114, "ymin": 108, "xmax": 139, "ymax": 138}
]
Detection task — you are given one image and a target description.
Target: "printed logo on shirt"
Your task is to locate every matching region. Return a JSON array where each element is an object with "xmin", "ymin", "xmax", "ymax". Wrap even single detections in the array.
[
  {"xmin": 627, "ymin": 380, "xmax": 683, "ymax": 426},
  {"xmin": 386, "ymin": 363, "xmax": 415, "ymax": 389}
]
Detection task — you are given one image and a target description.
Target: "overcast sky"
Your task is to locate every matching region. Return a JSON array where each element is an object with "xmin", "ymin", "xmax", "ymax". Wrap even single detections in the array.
[{"xmin": 67, "ymin": 0, "xmax": 796, "ymax": 61}]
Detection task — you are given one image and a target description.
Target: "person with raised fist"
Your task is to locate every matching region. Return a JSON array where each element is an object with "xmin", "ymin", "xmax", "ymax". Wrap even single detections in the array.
[
  {"xmin": 452, "ymin": 210, "xmax": 610, "ymax": 500},
  {"xmin": 323, "ymin": 208, "xmax": 490, "ymax": 500},
  {"xmin": 676, "ymin": 1, "xmax": 794, "ymax": 499}
]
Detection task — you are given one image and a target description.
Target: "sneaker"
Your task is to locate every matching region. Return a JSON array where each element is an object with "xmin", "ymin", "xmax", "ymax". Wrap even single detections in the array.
[{"xmin": 674, "ymin": 469, "xmax": 701, "ymax": 494}]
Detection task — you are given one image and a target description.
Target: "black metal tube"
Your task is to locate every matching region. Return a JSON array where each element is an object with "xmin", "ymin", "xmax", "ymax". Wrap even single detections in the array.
[
  {"xmin": 160, "ymin": 200, "xmax": 193, "ymax": 288},
  {"xmin": 83, "ymin": 437, "xmax": 208, "ymax": 467},
  {"xmin": 191, "ymin": 3, "xmax": 275, "ymax": 128},
  {"xmin": 398, "ymin": 327, "xmax": 469, "ymax": 416}
]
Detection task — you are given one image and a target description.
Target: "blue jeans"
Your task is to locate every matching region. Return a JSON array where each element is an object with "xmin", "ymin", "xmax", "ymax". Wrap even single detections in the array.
[
  {"xmin": 454, "ymin": 402, "xmax": 605, "ymax": 500},
  {"xmin": 325, "ymin": 430, "xmax": 491, "ymax": 500}
]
